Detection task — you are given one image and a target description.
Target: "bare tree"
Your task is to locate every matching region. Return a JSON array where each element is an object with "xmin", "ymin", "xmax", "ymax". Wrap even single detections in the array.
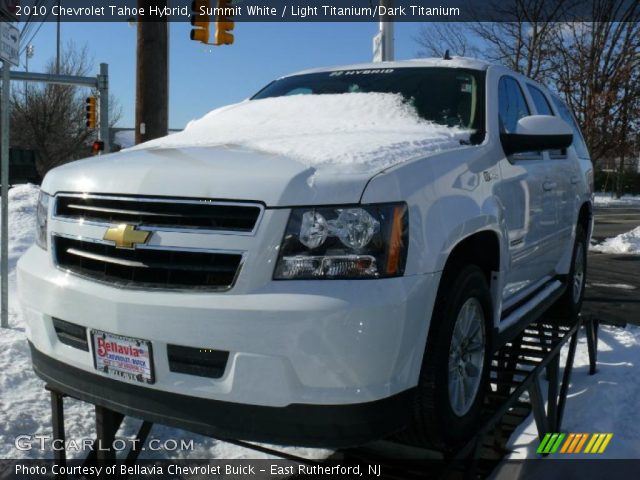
[
  {"xmin": 470, "ymin": 0, "xmax": 576, "ymax": 81},
  {"xmin": 551, "ymin": 2, "xmax": 640, "ymax": 186},
  {"xmin": 10, "ymin": 42, "xmax": 121, "ymax": 175},
  {"xmin": 415, "ymin": 1, "xmax": 573, "ymax": 81},
  {"xmin": 414, "ymin": 0, "xmax": 640, "ymax": 196},
  {"xmin": 415, "ymin": 23, "xmax": 479, "ymax": 58}
]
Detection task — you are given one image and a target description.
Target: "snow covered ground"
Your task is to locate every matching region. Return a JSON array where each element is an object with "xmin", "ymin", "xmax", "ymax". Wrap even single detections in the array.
[
  {"xmin": 2, "ymin": 185, "xmax": 639, "ymax": 461},
  {"xmin": 591, "ymin": 226, "xmax": 640, "ymax": 254},
  {"xmin": 506, "ymin": 324, "xmax": 640, "ymax": 459},
  {"xmin": 0, "ymin": 185, "xmax": 331, "ymax": 460},
  {"xmin": 593, "ymin": 193, "xmax": 640, "ymax": 207},
  {"xmin": 133, "ymin": 93, "xmax": 471, "ymax": 174}
]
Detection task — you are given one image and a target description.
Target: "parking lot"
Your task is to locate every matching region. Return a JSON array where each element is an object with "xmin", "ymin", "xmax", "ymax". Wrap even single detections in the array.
[{"xmin": 584, "ymin": 207, "xmax": 640, "ymax": 326}]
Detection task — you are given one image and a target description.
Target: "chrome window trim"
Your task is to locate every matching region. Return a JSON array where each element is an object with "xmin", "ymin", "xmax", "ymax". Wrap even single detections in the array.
[{"xmin": 52, "ymin": 193, "xmax": 265, "ymax": 236}]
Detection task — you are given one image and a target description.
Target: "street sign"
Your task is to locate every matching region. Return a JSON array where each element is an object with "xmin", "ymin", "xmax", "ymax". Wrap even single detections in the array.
[{"xmin": 0, "ymin": 22, "xmax": 19, "ymax": 66}]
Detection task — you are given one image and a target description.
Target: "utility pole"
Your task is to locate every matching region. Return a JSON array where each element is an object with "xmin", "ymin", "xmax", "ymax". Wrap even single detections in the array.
[{"xmin": 135, "ymin": 0, "xmax": 169, "ymax": 144}]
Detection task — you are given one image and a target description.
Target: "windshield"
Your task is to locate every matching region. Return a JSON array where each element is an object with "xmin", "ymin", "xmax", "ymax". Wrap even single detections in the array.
[{"xmin": 252, "ymin": 67, "xmax": 486, "ymax": 144}]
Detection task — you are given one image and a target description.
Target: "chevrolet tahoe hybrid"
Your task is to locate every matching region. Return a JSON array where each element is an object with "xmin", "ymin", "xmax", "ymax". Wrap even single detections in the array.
[{"xmin": 18, "ymin": 57, "xmax": 593, "ymax": 448}]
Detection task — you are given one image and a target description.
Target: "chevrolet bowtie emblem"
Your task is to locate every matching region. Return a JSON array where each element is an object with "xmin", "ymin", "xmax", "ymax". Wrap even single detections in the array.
[{"xmin": 103, "ymin": 224, "xmax": 151, "ymax": 249}]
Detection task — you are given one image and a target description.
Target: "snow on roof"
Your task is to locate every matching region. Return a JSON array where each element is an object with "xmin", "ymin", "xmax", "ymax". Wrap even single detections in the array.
[
  {"xmin": 134, "ymin": 92, "xmax": 471, "ymax": 174},
  {"xmin": 287, "ymin": 57, "xmax": 491, "ymax": 78}
]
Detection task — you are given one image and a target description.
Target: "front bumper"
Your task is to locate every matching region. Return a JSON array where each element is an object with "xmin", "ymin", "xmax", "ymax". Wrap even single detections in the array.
[
  {"xmin": 18, "ymin": 245, "xmax": 440, "ymax": 445},
  {"xmin": 30, "ymin": 343, "xmax": 414, "ymax": 447}
]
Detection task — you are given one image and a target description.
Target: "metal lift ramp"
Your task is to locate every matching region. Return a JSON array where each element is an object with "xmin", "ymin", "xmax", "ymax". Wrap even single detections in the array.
[{"xmin": 44, "ymin": 314, "xmax": 598, "ymax": 479}]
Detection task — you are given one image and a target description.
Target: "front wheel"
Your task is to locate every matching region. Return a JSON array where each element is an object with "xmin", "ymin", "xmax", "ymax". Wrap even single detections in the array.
[{"xmin": 408, "ymin": 265, "xmax": 493, "ymax": 448}]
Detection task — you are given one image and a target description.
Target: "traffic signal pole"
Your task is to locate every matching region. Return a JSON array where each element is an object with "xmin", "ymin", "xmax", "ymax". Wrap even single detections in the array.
[
  {"xmin": 1, "ymin": 65, "xmax": 109, "ymax": 328},
  {"xmin": 1, "ymin": 62, "xmax": 10, "ymax": 328},
  {"xmin": 98, "ymin": 63, "xmax": 110, "ymax": 153}
]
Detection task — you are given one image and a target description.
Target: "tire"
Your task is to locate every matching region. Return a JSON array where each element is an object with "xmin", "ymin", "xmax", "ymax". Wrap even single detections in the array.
[
  {"xmin": 407, "ymin": 265, "xmax": 493, "ymax": 449},
  {"xmin": 548, "ymin": 225, "xmax": 587, "ymax": 322}
]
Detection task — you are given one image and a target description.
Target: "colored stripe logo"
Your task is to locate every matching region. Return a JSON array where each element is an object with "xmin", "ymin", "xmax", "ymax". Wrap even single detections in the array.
[{"xmin": 537, "ymin": 433, "xmax": 613, "ymax": 454}]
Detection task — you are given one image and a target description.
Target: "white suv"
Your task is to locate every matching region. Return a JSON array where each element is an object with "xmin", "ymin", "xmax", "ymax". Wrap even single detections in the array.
[{"xmin": 18, "ymin": 57, "xmax": 593, "ymax": 448}]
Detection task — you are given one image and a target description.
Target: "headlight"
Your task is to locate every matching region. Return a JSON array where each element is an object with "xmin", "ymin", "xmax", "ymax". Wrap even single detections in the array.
[
  {"xmin": 35, "ymin": 191, "xmax": 50, "ymax": 250},
  {"xmin": 274, "ymin": 203, "xmax": 408, "ymax": 280}
]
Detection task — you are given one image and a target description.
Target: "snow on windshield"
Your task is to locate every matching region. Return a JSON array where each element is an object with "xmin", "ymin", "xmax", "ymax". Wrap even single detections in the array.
[{"xmin": 134, "ymin": 93, "xmax": 472, "ymax": 173}]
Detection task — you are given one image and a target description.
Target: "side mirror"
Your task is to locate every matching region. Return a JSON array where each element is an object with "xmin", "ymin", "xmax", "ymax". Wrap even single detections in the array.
[{"xmin": 500, "ymin": 115, "xmax": 573, "ymax": 156}]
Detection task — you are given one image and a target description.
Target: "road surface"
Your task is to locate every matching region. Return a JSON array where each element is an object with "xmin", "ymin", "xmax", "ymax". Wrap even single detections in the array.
[{"xmin": 584, "ymin": 207, "xmax": 640, "ymax": 326}]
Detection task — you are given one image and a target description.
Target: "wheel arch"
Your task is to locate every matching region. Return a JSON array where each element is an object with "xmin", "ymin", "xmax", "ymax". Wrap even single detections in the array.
[
  {"xmin": 441, "ymin": 230, "xmax": 501, "ymax": 285},
  {"xmin": 427, "ymin": 229, "xmax": 503, "ymax": 336},
  {"xmin": 577, "ymin": 201, "xmax": 593, "ymax": 238}
]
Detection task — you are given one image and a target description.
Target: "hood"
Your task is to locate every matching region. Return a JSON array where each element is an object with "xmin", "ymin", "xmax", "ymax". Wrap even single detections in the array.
[
  {"xmin": 43, "ymin": 93, "xmax": 472, "ymax": 206},
  {"xmin": 41, "ymin": 145, "xmax": 375, "ymax": 207}
]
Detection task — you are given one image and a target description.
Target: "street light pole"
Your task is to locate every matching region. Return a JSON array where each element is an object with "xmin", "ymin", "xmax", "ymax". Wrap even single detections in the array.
[
  {"xmin": 373, "ymin": 0, "xmax": 395, "ymax": 62},
  {"xmin": 56, "ymin": 0, "xmax": 61, "ymax": 74},
  {"xmin": 25, "ymin": 45, "xmax": 34, "ymax": 103},
  {"xmin": 380, "ymin": 0, "xmax": 394, "ymax": 61}
]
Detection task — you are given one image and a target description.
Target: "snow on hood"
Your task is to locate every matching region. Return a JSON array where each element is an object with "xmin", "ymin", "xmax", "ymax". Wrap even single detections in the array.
[{"xmin": 134, "ymin": 93, "xmax": 471, "ymax": 173}]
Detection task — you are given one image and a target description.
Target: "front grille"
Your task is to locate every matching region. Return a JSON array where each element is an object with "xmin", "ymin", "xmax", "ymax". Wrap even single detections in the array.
[
  {"xmin": 55, "ymin": 195, "xmax": 262, "ymax": 233},
  {"xmin": 53, "ymin": 318, "xmax": 89, "ymax": 351},
  {"xmin": 168, "ymin": 344, "xmax": 229, "ymax": 379},
  {"xmin": 54, "ymin": 236, "xmax": 242, "ymax": 290}
]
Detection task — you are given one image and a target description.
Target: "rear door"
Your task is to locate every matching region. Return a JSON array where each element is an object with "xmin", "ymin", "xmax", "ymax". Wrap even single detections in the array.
[
  {"xmin": 495, "ymin": 76, "xmax": 559, "ymax": 300},
  {"xmin": 524, "ymin": 84, "xmax": 575, "ymax": 271}
]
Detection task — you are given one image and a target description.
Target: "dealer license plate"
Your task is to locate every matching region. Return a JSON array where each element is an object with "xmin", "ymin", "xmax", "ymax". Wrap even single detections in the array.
[{"xmin": 91, "ymin": 330, "xmax": 155, "ymax": 384}]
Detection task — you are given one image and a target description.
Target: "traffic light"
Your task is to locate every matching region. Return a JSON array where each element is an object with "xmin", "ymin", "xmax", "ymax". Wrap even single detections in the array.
[
  {"xmin": 91, "ymin": 141, "xmax": 104, "ymax": 155},
  {"xmin": 190, "ymin": 0, "xmax": 210, "ymax": 44},
  {"xmin": 214, "ymin": 0, "xmax": 234, "ymax": 45},
  {"xmin": 85, "ymin": 96, "xmax": 97, "ymax": 129}
]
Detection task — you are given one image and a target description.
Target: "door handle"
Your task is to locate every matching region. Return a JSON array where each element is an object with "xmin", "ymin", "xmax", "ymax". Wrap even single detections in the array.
[
  {"xmin": 570, "ymin": 175, "xmax": 580, "ymax": 185},
  {"xmin": 543, "ymin": 181, "xmax": 557, "ymax": 191}
]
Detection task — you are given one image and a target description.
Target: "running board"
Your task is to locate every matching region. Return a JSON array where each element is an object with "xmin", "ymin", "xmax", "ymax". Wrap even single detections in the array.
[{"xmin": 495, "ymin": 280, "xmax": 566, "ymax": 349}]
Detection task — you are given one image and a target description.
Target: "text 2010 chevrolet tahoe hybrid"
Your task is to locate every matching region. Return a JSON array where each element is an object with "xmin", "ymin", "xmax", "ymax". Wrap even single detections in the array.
[{"xmin": 18, "ymin": 57, "xmax": 592, "ymax": 448}]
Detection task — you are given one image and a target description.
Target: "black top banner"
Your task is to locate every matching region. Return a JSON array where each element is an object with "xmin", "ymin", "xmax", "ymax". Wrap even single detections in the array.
[{"xmin": 6, "ymin": 0, "xmax": 640, "ymax": 22}]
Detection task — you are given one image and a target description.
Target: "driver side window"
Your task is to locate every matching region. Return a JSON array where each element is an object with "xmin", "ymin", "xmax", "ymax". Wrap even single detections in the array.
[{"xmin": 498, "ymin": 77, "xmax": 530, "ymax": 134}]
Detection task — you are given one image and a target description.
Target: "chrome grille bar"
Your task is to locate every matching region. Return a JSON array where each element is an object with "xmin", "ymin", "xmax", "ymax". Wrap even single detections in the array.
[{"xmin": 54, "ymin": 193, "xmax": 264, "ymax": 235}]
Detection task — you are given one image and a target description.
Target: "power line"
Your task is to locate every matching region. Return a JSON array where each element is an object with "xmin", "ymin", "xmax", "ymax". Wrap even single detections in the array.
[
  {"xmin": 19, "ymin": 0, "xmax": 52, "ymax": 56},
  {"xmin": 20, "ymin": 0, "xmax": 45, "ymax": 39}
]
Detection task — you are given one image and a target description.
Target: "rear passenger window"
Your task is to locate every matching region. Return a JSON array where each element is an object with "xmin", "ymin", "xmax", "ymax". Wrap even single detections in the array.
[
  {"xmin": 551, "ymin": 96, "xmax": 590, "ymax": 159},
  {"xmin": 526, "ymin": 85, "xmax": 553, "ymax": 116},
  {"xmin": 528, "ymin": 85, "xmax": 565, "ymax": 157},
  {"xmin": 498, "ymin": 77, "xmax": 530, "ymax": 134}
]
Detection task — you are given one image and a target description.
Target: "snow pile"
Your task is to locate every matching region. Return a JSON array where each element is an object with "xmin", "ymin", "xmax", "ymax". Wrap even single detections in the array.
[
  {"xmin": 506, "ymin": 324, "xmax": 640, "ymax": 459},
  {"xmin": 0, "ymin": 185, "xmax": 331, "ymax": 460},
  {"xmin": 594, "ymin": 193, "xmax": 640, "ymax": 207},
  {"xmin": 591, "ymin": 226, "xmax": 640, "ymax": 254},
  {"xmin": 134, "ymin": 93, "xmax": 471, "ymax": 173}
]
